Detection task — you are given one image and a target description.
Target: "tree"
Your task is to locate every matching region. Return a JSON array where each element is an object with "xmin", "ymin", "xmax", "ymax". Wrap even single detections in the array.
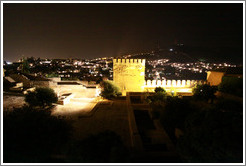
[
  {"xmin": 100, "ymin": 80, "xmax": 121, "ymax": 99},
  {"xmin": 218, "ymin": 76, "xmax": 243, "ymax": 97},
  {"xmin": 21, "ymin": 58, "xmax": 30, "ymax": 74},
  {"xmin": 4, "ymin": 106, "xmax": 72, "ymax": 162},
  {"xmin": 177, "ymin": 109, "xmax": 243, "ymax": 162},
  {"xmin": 25, "ymin": 87, "xmax": 58, "ymax": 108},
  {"xmin": 154, "ymin": 86, "xmax": 166, "ymax": 93},
  {"xmin": 146, "ymin": 87, "xmax": 167, "ymax": 104},
  {"xmin": 146, "ymin": 87, "xmax": 167, "ymax": 119},
  {"xmin": 192, "ymin": 84, "xmax": 217, "ymax": 103}
]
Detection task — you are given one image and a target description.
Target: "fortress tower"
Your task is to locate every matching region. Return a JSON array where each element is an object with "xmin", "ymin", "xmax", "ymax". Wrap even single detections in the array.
[{"xmin": 113, "ymin": 59, "xmax": 145, "ymax": 96}]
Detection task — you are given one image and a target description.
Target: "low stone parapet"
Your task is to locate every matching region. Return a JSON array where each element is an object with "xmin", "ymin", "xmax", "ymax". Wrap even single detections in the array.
[
  {"xmin": 57, "ymin": 93, "xmax": 74, "ymax": 105},
  {"xmin": 144, "ymin": 79, "xmax": 204, "ymax": 88}
]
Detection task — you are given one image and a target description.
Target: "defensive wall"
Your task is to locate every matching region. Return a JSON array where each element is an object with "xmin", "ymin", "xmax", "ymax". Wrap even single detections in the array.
[
  {"xmin": 113, "ymin": 59, "xmax": 205, "ymax": 96},
  {"xmin": 113, "ymin": 59, "xmax": 145, "ymax": 95},
  {"xmin": 144, "ymin": 79, "xmax": 205, "ymax": 95}
]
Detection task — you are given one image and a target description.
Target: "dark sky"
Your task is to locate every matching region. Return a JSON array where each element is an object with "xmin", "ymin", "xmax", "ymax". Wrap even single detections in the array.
[{"xmin": 3, "ymin": 3, "xmax": 243, "ymax": 62}]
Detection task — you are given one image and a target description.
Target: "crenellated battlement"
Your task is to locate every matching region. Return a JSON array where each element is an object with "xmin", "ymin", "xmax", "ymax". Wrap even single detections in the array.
[
  {"xmin": 144, "ymin": 79, "xmax": 206, "ymax": 88},
  {"xmin": 113, "ymin": 59, "xmax": 145, "ymax": 64},
  {"xmin": 113, "ymin": 58, "xmax": 146, "ymax": 95}
]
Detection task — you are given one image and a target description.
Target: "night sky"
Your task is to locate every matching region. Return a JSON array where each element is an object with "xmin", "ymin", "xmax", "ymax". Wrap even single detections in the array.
[{"xmin": 3, "ymin": 3, "xmax": 243, "ymax": 62}]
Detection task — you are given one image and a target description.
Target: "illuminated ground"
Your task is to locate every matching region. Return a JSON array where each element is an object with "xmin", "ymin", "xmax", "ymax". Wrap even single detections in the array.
[
  {"xmin": 51, "ymin": 84, "xmax": 131, "ymax": 148},
  {"xmin": 51, "ymin": 86, "xmax": 99, "ymax": 117},
  {"xmin": 51, "ymin": 98, "xmax": 99, "ymax": 117}
]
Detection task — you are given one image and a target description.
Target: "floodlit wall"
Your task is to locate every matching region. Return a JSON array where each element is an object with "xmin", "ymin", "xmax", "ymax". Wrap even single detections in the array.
[
  {"xmin": 113, "ymin": 59, "xmax": 145, "ymax": 95},
  {"xmin": 206, "ymin": 71, "xmax": 225, "ymax": 86},
  {"xmin": 144, "ymin": 79, "xmax": 203, "ymax": 94},
  {"xmin": 144, "ymin": 79, "xmax": 200, "ymax": 88}
]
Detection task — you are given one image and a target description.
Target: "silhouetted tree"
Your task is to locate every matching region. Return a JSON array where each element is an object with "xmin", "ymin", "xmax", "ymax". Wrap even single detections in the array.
[
  {"xmin": 193, "ymin": 84, "xmax": 217, "ymax": 103},
  {"xmin": 154, "ymin": 87, "xmax": 166, "ymax": 93},
  {"xmin": 100, "ymin": 80, "xmax": 121, "ymax": 99},
  {"xmin": 21, "ymin": 58, "xmax": 30, "ymax": 74},
  {"xmin": 147, "ymin": 87, "xmax": 167, "ymax": 103},
  {"xmin": 25, "ymin": 87, "xmax": 58, "ymax": 108},
  {"xmin": 218, "ymin": 76, "xmax": 243, "ymax": 97}
]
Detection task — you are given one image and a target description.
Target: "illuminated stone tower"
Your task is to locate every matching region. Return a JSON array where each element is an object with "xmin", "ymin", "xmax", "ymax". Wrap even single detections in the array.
[{"xmin": 113, "ymin": 59, "xmax": 145, "ymax": 95}]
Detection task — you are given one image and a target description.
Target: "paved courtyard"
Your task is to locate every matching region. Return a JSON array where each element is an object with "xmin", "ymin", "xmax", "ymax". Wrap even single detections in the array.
[
  {"xmin": 51, "ymin": 97, "xmax": 99, "ymax": 117},
  {"xmin": 51, "ymin": 85, "xmax": 99, "ymax": 117}
]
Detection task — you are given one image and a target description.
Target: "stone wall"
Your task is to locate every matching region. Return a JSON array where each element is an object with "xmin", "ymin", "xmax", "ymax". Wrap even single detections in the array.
[
  {"xmin": 144, "ymin": 79, "xmax": 205, "ymax": 95},
  {"xmin": 206, "ymin": 71, "xmax": 225, "ymax": 86},
  {"xmin": 32, "ymin": 81, "xmax": 51, "ymax": 88},
  {"xmin": 144, "ymin": 79, "xmax": 202, "ymax": 88},
  {"xmin": 113, "ymin": 59, "xmax": 145, "ymax": 95}
]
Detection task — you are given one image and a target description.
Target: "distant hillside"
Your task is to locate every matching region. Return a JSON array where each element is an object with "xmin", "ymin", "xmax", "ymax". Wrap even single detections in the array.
[
  {"xmin": 119, "ymin": 45, "xmax": 242, "ymax": 65},
  {"xmin": 182, "ymin": 46, "xmax": 243, "ymax": 64}
]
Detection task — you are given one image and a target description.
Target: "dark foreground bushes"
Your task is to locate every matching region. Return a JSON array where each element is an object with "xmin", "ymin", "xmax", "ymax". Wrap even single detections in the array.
[
  {"xmin": 148, "ymin": 87, "xmax": 243, "ymax": 163},
  {"xmin": 4, "ymin": 106, "xmax": 129, "ymax": 163},
  {"xmin": 66, "ymin": 131, "xmax": 129, "ymax": 163},
  {"xmin": 177, "ymin": 109, "xmax": 243, "ymax": 163},
  {"xmin": 4, "ymin": 106, "xmax": 72, "ymax": 162}
]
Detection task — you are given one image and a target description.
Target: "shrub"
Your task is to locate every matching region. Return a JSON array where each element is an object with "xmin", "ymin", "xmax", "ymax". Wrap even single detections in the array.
[
  {"xmin": 21, "ymin": 58, "xmax": 30, "ymax": 74},
  {"xmin": 146, "ymin": 87, "xmax": 167, "ymax": 119},
  {"xmin": 177, "ymin": 109, "xmax": 243, "ymax": 162},
  {"xmin": 218, "ymin": 76, "xmax": 243, "ymax": 97},
  {"xmin": 192, "ymin": 84, "xmax": 217, "ymax": 103},
  {"xmin": 25, "ymin": 87, "xmax": 58, "ymax": 108},
  {"xmin": 154, "ymin": 87, "xmax": 166, "ymax": 93},
  {"xmin": 4, "ymin": 106, "xmax": 72, "ymax": 162},
  {"xmin": 215, "ymin": 98, "xmax": 243, "ymax": 113},
  {"xmin": 147, "ymin": 87, "xmax": 167, "ymax": 103},
  {"xmin": 100, "ymin": 80, "xmax": 121, "ymax": 99},
  {"xmin": 66, "ymin": 131, "xmax": 129, "ymax": 162}
]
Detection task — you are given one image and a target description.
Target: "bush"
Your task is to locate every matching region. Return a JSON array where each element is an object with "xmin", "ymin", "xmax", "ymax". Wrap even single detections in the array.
[
  {"xmin": 4, "ymin": 106, "xmax": 72, "ymax": 162},
  {"xmin": 157, "ymin": 97, "xmax": 195, "ymax": 143},
  {"xmin": 192, "ymin": 84, "xmax": 217, "ymax": 103},
  {"xmin": 147, "ymin": 87, "xmax": 167, "ymax": 103},
  {"xmin": 66, "ymin": 131, "xmax": 129, "ymax": 162},
  {"xmin": 154, "ymin": 87, "xmax": 166, "ymax": 93},
  {"xmin": 100, "ymin": 80, "xmax": 121, "ymax": 99},
  {"xmin": 177, "ymin": 109, "xmax": 243, "ymax": 162},
  {"xmin": 214, "ymin": 98, "xmax": 243, "ymax": 113},
  {"xmin": 161, "ymin": 97, "xmax": 194, "ymax": 129},
  {"xmin": 218, "ymin": 76, "xmax": 243, "ymax": 97},
  {"xmin": 25, "ymin": 87, "xmax": 58, "ymax": 108},
  {"xmin": 46, "ymin": 72, "xmax": 59, "ymax": 78}
]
